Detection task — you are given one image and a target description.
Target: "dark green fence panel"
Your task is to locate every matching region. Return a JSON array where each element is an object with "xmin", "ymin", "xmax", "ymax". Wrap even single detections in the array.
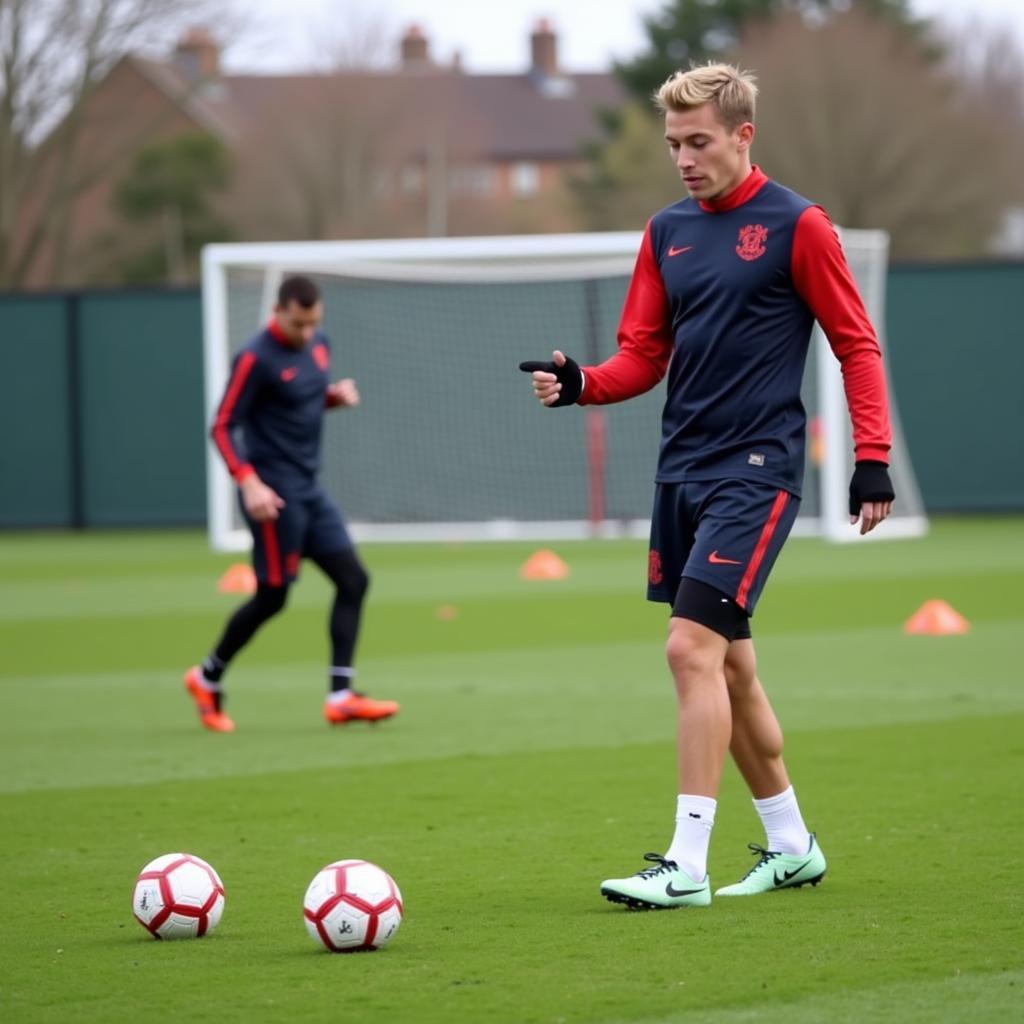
[
  {"xmin": 77, "ymin": 290, "xmax": 206, "ymax": 525},
  {"xmin": 1, "ymin": 263, "xmax": 1022, "ymax": 529},
  {"xmin": 0, "ymin": 297, "xmax": 74, "ymax": 527},
  {"xmin": 887, "ymin": 262, "xmax": 1024, "ymax": 512}
]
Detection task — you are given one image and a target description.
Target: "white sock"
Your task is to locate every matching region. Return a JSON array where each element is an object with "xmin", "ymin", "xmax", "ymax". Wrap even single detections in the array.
[
  {"xmin": 753, "ymin": 786, "xmax": 810, "ymax": 855},
  {"xmin": 196, "ymin": 670, "xmax": 220, "ymax": 691},
  {"xmin": 328, "ymin": 666, "xmax": 355, "ymax": 703},
  {"xmin": 664, "ymin": 794, "xmax": 717, "ymax": 881}
]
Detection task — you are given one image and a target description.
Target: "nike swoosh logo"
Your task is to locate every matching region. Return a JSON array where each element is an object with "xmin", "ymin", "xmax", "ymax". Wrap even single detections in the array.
[
  {"xmin": 665, "ymin": 882, "xmax": 704, "ymax": 897},
  {"xmin": 280, "ymin": 367, "xmax": 299, "ymax": 381},
  {"xmin": 667, "ymin": 245, "xmax": 693, "ymax": 257},
  {"xmin": 708, "ymin": 550, "xmax": 742, "ymax": 565},
  {"xmin": 773, "ymin": 859, "xmax": 813, "ymax": 886}
]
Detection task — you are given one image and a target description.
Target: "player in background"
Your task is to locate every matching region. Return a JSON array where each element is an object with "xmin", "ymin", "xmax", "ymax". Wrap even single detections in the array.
[
  {"xmin": 521, "ymin": 64, "xmax": 894, "ymax": 908},
  {"xmin": 184, "ymin": 275, "xmax": 399, "ymax": 732}
]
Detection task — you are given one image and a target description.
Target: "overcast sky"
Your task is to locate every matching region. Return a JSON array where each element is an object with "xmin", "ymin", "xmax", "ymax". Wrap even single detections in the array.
[{"xmin": 223, "ymin": 0, "xmax": 1024, "ymax": 74}]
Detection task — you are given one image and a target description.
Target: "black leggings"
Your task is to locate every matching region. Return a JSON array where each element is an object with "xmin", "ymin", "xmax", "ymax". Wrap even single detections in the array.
[
  {"xmin": 213, "ymin": 549, "xmax": 369, "ymax": 669},
  {"xmin": 314, "ymin": 549, "xmax": 369, "ymax": 668}
]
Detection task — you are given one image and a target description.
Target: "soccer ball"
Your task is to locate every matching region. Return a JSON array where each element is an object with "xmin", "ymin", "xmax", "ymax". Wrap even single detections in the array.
[
  {"xmin": 132, "ymin": 853, "xmax": 225, "ymax": 940},
  {"xmin": 303, "ymin": 859, "xmax": 403, "ymax": 952}
]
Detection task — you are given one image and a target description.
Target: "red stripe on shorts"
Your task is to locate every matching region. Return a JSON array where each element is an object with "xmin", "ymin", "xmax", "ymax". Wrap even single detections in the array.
[
  {"xmin": 261, "ymin": 520, "xmax": 282, "ymax": 586},
  {"xmin": 736, "ymin": 490, "xmax": 790, "ymax": 610}
]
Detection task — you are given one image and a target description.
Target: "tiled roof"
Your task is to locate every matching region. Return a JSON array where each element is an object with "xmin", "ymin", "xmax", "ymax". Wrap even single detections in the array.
[{"xmin": 131, "ymin": 57, "xmax": 241, "ymax": 142}]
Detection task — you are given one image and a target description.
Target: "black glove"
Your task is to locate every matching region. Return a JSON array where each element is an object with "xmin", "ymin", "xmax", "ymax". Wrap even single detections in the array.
[
  {"xmin": 518, "ymin": 355, "xmax": 583, "ymax": 407},
  {"xmin": 849, "ymin": 460, "xmax": 895, "ymax": 516}
]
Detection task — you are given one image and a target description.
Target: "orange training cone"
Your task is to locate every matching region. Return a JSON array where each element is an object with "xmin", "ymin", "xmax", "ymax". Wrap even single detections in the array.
[
  {"xmin": 519, "ymin": 549, "xmax": 570, "ymax": 581},
  {"xmin": 218, "ymin": 562, "xmax": 257, "ymax": 595},
  {"xmin": 903, "ymin": 599, "xmax": 969, "ymax": 636}
]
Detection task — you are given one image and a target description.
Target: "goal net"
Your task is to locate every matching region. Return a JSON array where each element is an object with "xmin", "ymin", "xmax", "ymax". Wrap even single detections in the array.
[{"xmin": 201, "ymin": 231, "xmax": 927, "ymax": 549}]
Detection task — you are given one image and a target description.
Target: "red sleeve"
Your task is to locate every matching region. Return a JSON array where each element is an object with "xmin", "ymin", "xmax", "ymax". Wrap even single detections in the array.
[
  {"xmin": 211, "ymin": 351, "xmax": 259, "ymax": 482},
  {"xmin": 578, "ymin": 222, "xmax": 674, "ymax": 405},
  {"xmin": 792, "ymin": 206, "xmax": 892, "ymax": 463}
]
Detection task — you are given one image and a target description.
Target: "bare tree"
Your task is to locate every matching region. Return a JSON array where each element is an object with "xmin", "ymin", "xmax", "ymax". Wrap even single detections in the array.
[
  {"xmin": 738, "ymin": 7, "xmax": 1019, "ymax": 258},
  {"xmin": 0, "ymin": 0, "xmax": 214, "ymax": 287},
  {"xmin": 231, "ymin": 76, "xmax": 415, "ymax": 242},
  {"xmin": 940, "ymin": 16, "xmax": 1024, "ymax": 189},
  {"xmin": 572, "ymin": 103, "xmax": 683, "ymax": 230},
  {"xmin": 312, "ymin": 2, "xmax": 398, "ymax": 72}
]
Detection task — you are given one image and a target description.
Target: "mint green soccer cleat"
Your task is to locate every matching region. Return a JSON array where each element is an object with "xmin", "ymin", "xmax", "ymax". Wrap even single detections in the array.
[
  {"xmin": 714, "ymin": 834, "xmax": 827, "ymax": 896},
  {"xmin": 600, "ymin": 854, "xmax": 711, "ymax": 911}
]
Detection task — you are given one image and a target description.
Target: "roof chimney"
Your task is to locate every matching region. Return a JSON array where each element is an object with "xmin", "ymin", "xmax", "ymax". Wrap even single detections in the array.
[
  {"xmin": 530, "ymin": 18, "xmax": 558, "ymax": 78},
  {"xmin": 174, "ymin": 27, "xmax": 220, "ymax": 81},
  {"xmin": 400, "ymin": 24, "xmax": 431, "ymax": 69}
]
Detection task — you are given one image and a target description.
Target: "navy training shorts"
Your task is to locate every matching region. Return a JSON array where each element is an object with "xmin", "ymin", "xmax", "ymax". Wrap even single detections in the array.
[
  {"xmin": 242, "ymin": 485, "xmax": 352, "ymax": 586},
  {"xmin": 646, "ymin": 478, "xmax": 800, "ymax": 616}
]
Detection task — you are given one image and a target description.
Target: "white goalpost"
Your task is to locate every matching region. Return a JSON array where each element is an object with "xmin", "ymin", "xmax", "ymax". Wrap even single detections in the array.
[{"xmin": 200, "ymin": 230, "xmax": 927, "ymax": 551}]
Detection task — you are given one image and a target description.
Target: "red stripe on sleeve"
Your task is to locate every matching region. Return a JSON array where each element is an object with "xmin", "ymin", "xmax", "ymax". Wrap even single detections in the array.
[
  {"xmin": 578, "ymin": 223, "xmax": 673, "ymax": 406},
  {"xmin": 791, "ymin": 206, "xmax": 892, "ymax": 463},
  {"xmin": 261, "ymin": 520, "xmax": 282, "ymax": 586},
  {"xmin": 736, "ymin": 490, "xmax": 790, "ymax": 611},
  {"xmin": 212, "ymin": 351, "xmax": 258, "ymax": 480}
]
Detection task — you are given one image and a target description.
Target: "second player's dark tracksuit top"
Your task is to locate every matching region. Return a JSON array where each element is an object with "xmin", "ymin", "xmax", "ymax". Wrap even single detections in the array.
[
  {"xmin": 580, "ymin": 166, "xmax": 891, "ymax": 497},
  {"xmin": 212, "ymin": 320, "xmax": 343, "ymax": 497}
]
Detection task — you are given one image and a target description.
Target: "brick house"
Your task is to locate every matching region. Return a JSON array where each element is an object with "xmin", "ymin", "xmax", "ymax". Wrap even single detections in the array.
[{"xmin": 24, "ymin": 21, "xmax": 625, "ymax": 286}]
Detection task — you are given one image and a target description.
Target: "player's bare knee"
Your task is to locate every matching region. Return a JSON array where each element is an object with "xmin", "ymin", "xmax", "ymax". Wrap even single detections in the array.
[
  {"xmin": 724, "ymin": 664, "xmax": 753, "ymax": 700},
  {"xmin": 724, "ymin": 641, "xmax": 758, "ymax": 697},
  {"xmin": 665, "ymin": 620, "xmax": 723, "ymax": 688}
]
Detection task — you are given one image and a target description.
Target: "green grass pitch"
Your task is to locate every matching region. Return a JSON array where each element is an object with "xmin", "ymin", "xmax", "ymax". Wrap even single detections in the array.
[{"xmin": 1, "ymin": 518, "xmax": 1021, "ymax": 1023}]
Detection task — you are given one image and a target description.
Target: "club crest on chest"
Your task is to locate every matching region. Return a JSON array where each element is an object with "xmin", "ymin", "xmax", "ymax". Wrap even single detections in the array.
[{"xmin": 736, "ymin": 224, "xmax": 768, "ymax": 261}]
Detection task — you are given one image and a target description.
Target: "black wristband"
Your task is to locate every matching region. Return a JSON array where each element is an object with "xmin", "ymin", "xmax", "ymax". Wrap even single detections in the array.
[
  {"xmin": 849, "ymin": 460, "xmax": 895, "ymax": 515},
  {"xmin": 518, "ymin": 355, "xmax": 583, "ymax": 407}
]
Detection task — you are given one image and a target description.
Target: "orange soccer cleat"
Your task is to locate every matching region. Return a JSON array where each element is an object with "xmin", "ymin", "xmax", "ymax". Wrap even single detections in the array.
[
  {"xmin": 324, "ymin": 691, "xmax": 400, "ymax": 725},
  {"xmin": 183, "ymin": 666, "xmax": 236, "ymax": 733}
]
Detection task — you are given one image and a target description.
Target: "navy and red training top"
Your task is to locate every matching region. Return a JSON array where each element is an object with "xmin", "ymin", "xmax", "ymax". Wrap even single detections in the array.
[
  {"xmin": 212, "ymin": 320, "xmax": 343, "ymax": 495},
  {"xmin": 580, "ymin": 166, "xmax": 892, "ymax": 497}
]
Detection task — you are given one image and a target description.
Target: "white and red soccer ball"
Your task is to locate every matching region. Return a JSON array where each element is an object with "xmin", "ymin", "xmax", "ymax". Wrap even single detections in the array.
[
  {"xmin": 303, "ymin": 859, "xmax": 403, "ymax": 952},
  {"xmin": 132, "ymin": 853, "xmax": 225, "ymax": 940}
]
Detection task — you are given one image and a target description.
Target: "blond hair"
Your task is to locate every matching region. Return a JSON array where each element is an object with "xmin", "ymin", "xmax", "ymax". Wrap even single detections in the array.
[{"xmin": 654, "ymin": 63, "xmax": 758, "ymax": 128}]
